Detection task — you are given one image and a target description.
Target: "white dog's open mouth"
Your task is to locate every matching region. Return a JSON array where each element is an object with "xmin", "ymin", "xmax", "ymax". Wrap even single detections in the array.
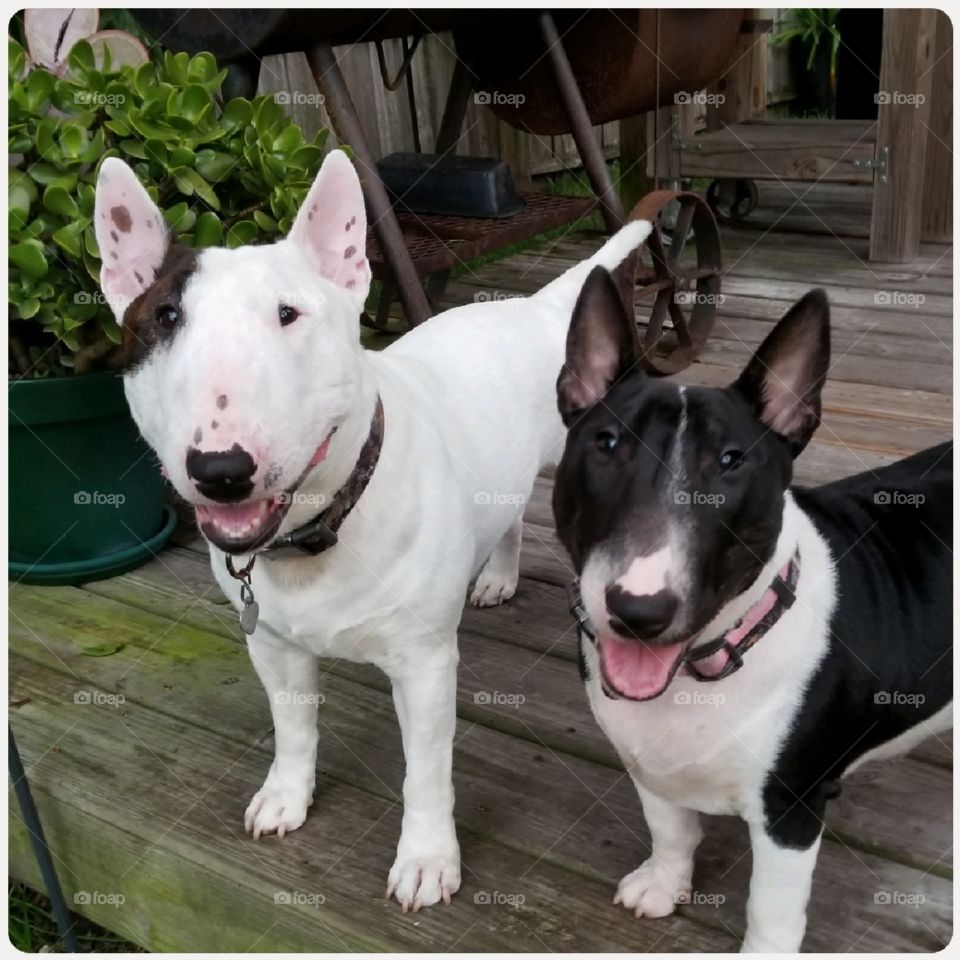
[
  {"xmin": 194, "ymin": 430, "xmax": 335, "ymax": 555},
  {"xmin": 196, "ymin": 498, "xmax": 289, "ymax": 554}
]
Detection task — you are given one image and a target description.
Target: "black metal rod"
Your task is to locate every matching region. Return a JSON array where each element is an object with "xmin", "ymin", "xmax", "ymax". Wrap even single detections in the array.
[
  {"xmin": 538, "ymin": 12, "xmax": 626, "ymax": 232},
  {"xmin": 9, "ymin": 727, "xmax": 80, "ymax": 952},
  {"xmin": 308, "ymin": 42, "xmax": 432, "ymax": 327}
]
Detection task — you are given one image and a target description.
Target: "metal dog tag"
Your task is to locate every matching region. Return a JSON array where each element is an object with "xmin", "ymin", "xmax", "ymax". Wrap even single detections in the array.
[{"xmin": 239, "ymin": 582, "xmax": 260, "ymax": 635}]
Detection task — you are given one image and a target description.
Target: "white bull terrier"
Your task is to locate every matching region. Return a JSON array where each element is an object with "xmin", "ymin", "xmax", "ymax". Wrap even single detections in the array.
[{"xmin": 95, "ymin": 149, "xmax": 650, "ymax": 911}]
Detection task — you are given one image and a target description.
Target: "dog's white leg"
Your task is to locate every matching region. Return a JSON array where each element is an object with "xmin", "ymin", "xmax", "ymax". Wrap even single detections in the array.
[
  {"xmin": 741, "ymin": 824, "xmax": 821, "ymax": 952},
  {"xmin": 615, "ymin": 782, "xmax": 702, "ymax": 918},
  {"xmin": 243, "ymin": 631, "xmax": 319, "ymax": 839},
  {"xmin": 470, "ymin": 516, "xmax": 523, "ymax": 607},
  {"xmin": 386, "ymin": 648, "xmax": 461, "ymax": 911}
]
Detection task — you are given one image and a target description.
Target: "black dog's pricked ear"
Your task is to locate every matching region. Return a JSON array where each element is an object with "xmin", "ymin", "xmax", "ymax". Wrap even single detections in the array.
[
  {"xmin": 733, "ymin": 288, "xmax": 831, "ymax": 456},
  {"xmin": 557, "ymin": 266, "xmax": 639, "ymax": 425}
]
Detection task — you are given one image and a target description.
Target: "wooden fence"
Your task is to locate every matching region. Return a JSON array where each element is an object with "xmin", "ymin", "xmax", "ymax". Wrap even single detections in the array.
[{"xmin": 257, "ymin": 13, "xmax": 795, "ymax": 181}]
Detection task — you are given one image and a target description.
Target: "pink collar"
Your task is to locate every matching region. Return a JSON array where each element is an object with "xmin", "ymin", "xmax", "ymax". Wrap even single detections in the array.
[{"xmin": 683, "ymin": 550, "xmax": 800, "ymax": 682}]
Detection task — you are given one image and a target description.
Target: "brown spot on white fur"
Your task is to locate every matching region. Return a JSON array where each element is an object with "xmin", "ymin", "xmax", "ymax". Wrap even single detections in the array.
[
  {"xmin": 111, "ymin": 205, "xmax": 132, "ymax": 233},
  {"xmin": 216, "ymin": 394, "xmax": 228, "ymax": 410},
  {"xmin": 344, "ymin": 245, "xmax": 357, "ymax": 259}
]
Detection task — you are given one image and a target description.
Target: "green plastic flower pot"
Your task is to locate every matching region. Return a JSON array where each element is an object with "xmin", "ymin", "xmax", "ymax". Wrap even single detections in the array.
[{"xmin": 9, "ymin": 369, "xmax": 176, "ymax": 585}]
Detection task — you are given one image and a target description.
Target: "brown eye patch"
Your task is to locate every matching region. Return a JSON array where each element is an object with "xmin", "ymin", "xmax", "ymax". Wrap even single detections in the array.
[{"xmin": 122, "ymin": 245, "xmax": 198, "ymax": 371}]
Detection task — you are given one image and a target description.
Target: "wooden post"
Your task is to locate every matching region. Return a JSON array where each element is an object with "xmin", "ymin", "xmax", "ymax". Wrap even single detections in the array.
[
  {"xmin": 920, "ymin": 11, "xmax": 952, "ymax": 243},
  {"xmin": 618, "ymin": 114, "xmax": 652, "ymax": 211},
  {"xmin": 869, "ymin": 9, "xmax": 937, "ymax": 262}
]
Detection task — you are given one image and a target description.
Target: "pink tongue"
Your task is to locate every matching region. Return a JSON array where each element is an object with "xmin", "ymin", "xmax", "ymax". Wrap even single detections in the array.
[
  {"xmin": 196, "ymin": 501, "xmax": 265, "ymax": 525},
  {"xmin": 599, "ymin": 634, "xmax": 687, "ymax": 700}
]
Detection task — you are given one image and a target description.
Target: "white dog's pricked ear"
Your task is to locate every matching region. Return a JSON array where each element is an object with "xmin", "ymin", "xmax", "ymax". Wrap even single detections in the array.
[
  {"xmin": 288, "ymin": 149, "xmax": 371, "ymax": 303},
  {"xmin": 94, "ymin": 157, "xmax": 170, "ymax": 321}
]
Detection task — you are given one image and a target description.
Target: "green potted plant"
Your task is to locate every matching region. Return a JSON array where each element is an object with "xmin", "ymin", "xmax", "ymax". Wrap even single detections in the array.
[
  {"xmin": 9, "ymin": 20, "xmax": 328, "ymax": 584},
  {"xmin": 772, "ymin": 9, "xmax": 841, "ymax": 117}
]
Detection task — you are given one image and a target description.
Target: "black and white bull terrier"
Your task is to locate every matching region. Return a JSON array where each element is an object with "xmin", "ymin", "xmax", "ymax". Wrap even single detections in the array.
[{"xmin": 552, "ymin": 266, "xmax": 952, "ymax": 951}]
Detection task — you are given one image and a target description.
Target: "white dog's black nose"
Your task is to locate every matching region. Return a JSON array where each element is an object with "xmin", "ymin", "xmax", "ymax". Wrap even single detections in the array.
[
  {"xmin": 605, "ymin": 585, "xmax": 678, "ymax": 641},
  {"xmin": 186, "ymin": 444, "xmax": 256, "ymax": 502}
]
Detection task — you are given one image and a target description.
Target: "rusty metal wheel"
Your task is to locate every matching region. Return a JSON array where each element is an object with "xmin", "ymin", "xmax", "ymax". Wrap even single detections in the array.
[{"xmin": 626, "ymin": 190, "xmax": 723, "ymax": 376}]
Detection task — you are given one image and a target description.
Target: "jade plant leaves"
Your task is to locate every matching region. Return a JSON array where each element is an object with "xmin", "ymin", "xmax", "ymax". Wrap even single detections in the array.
[{"xmin": 9, "ymin": 36, "xmax": 330, "ymax": 377}]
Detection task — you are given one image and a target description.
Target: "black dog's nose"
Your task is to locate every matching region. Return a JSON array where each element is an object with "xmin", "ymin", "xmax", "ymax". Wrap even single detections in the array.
[
  {"xmin": 186, "ymin": 444, "xmax": 256, "ymax": 502},
  {"xmin": 605, "ymin": 585, "xmax": 679, "ymax": 641}
]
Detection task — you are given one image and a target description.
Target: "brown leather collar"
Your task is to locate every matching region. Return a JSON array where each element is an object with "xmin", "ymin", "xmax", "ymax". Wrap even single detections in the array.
[{"xmin": 262, "ymin": 396, "xmax": 385, "ymax": 561}]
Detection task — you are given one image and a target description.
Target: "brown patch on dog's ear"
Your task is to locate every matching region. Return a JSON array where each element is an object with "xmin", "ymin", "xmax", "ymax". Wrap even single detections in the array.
[
  {"xmin": 288, "ymin": 149, "xmax": 371, "ymax": 304},
  {"xmin": 557, "ymin": 266, "xmax": 640, "ymax": 425},
  {"xmin": 122, "ymin": 245, "xmax": 198, "ymax": 371},
  {"xmin": 95, "ymin": 158, "xmax": 171, "ymax": 321},
  {"xmin": 733, "ymin": 288, "xmax": 831, "ymax": 456}
]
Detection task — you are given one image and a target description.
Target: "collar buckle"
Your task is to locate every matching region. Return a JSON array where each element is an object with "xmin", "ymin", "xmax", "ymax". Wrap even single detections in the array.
[{"xmin": 262, "ymin": 516, "xmax": 338, "ymax": 561}]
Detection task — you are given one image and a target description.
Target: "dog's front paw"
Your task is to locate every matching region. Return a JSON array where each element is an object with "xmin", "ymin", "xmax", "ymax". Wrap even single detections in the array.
[
  {"xmin": 244, "ymin": 777, "xmax": 313, "ymax": 840},
  {"xmin": 386, "ymin": 846, "xmax": 461, "ymax": 912},
  {"xmin": 470, "ymin": 569, "xmax": 518, "ymax": 607},
  {"xmin": 614, "ymin": 859, "xmax": 691, "ymax": 919}
]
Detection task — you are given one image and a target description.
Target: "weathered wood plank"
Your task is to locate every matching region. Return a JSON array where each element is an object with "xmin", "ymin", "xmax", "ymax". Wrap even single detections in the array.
[
  {"xmin": 678, "ymin": 120, "xmax": 876, "ymax": 182},
  {"xmin": 12, "ymin": 659, "xmax": 741, "ymax": 953},
  {"xmin": 11, "ymin": 587, "xmax": 952, "ymax": 950},
  {"xmin": 920, "ymin": 11, "xmax": 953, "ymax": 244},
  {"xmin": 870, "ymin": 9, "xmax": 938, "ymax": 262}
]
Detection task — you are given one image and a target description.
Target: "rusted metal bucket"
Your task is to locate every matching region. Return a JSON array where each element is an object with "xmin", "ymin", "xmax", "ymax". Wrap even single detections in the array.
[{"xmin": 453, "ymin": 9, "xmax": 745, "ymax": 135}]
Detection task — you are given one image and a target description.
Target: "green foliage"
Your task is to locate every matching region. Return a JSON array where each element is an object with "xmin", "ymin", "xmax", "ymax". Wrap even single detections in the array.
[
  {"xmin": 8, "ymin": 38, "xmax": 328, "ymax": 377},
  {"xmin": 772, "ymin": 9, "xmax": 841, "ymax": 77}
]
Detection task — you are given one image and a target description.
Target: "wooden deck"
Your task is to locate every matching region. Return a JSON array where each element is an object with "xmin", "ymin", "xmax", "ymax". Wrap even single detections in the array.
[{"xmin": 9, "ymin": 182, "xmax": 953, "ymax": 951}]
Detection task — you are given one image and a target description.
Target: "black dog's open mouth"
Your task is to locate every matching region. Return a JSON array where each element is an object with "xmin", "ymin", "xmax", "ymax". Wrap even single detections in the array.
[
  {"xmin": 194, "ymin": 430, "xmax": 335, "ymax": 555},
  {"xmin": 597, "ymin": 633, "xmax": 693, "ymax": 701}
]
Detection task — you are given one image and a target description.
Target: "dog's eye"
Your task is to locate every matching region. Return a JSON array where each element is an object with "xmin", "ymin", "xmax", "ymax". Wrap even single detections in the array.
[
  {"xmin": 595, "ymin": 429, "xmax": 620, "ymax": 453},
  {"xmin": 278, "ymin": 304, "xmax": 300, "ymax": 327},
  {"xmin": 156, "ymin": 305, "xmax": 178, "ymax": 329},
  {"xmin": 720, "ymin": 449, "xmax": 744, "ymax": 470}
]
